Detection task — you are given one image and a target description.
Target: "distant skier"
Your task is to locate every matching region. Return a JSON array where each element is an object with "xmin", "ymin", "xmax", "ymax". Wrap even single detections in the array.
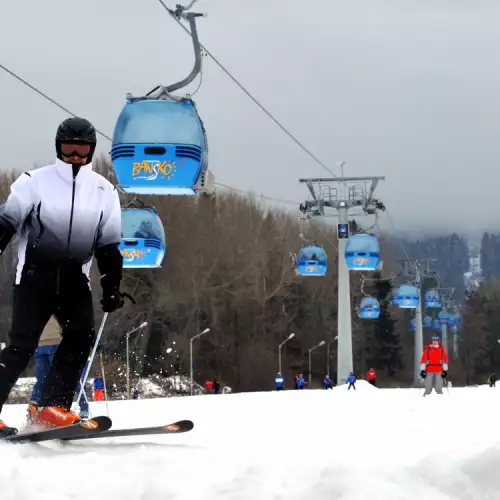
[
  {"xmin": 420, "ymin": 336, "xmax": 448, "ymax": 396},
  {"xmin": 366, "ymin": 368, "xmax": 377, "ymax": 387},
  {"xmin": 204, "ymin": 379, "xmax": 214, "ymax": 394},
  {"xmin": 93, "ymin": 376, "xmax": 105, "ymax": 401},
  {"xmin": 347, "ymin": 372, "xmax": 356, "ymax": 390},
  {"xmin": 213, "ymin": 377, "xmax": 220, "ymax": 394},
  {"xmin": 489, "ymin": 374, "xmax": 497, "ymax": 388},
  {"xmin": 323, "ymin": 374, "xmax": 333, "ymax": 389},
  {"xmin": 275, "ymin": 372, "xmax": 285, "ymax": 391},
  {"xmin": 297, "ymin": 374, "xmax": 305, "ymax": 389}
]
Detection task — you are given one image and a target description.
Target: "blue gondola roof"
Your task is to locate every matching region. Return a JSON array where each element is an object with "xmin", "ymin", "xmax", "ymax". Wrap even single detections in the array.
[
  {"xmin": 298, "ymin": 245, "xmax": 327, "ymax": 261},
  {"xmin": 399, "ymin": 284, "xmax": 419, "ymax": 295},
  {"xmin": 345, "ymin": 233, "xmax": 380, "ymax": 253}
]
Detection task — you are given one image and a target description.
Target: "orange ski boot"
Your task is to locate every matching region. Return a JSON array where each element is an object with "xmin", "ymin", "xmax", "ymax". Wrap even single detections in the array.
[
  {"xmin": 36, "ymin": 406, "xmax": 82, "ymax": 428},
  {"xmin": 0, "ymin": 419, "xmax": 18, "ymax": 436}
]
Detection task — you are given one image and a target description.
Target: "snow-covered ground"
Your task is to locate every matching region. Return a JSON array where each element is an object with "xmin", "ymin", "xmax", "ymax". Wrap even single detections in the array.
[{"xmin": 1, "ymin": 381, "xmax": 500, "ymax": 499}]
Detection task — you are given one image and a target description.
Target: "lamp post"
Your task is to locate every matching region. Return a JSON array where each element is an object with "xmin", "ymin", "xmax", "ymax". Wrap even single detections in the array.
[
  {"xmin": 278, "ymin": 333, "xmax": 295, "ymax": 373},
  {"xmin": 190, "ymin": 328, "xmax": 210, "ymax": 395},
  {"xmin": 126, "ymin": 321, "xmax": 148, "ymax": 399},
  {"xmin": 308, "ymin": 340, "xmax": 326, "ymax": 388}
]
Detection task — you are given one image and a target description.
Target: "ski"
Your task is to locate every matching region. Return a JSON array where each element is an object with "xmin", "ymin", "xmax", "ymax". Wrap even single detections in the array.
[
  {"xmin": 62, "ymin": 419, "xmax": 194, "ymax": 441},
  {"xmin": 1, "ymin": 416, "xmax": 112, "ymax": 443}
]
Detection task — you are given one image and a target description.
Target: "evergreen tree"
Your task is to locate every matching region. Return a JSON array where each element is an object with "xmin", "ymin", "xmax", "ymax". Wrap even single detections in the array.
[{"xmin": 365, "ymin": 274, "xmax": 402, "ymax": 376}]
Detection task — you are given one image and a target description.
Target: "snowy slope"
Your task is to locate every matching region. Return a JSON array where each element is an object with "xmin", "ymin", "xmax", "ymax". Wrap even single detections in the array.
[{"xmin": 1, "ymin": 381, "xmax": 500, "ymax": 499}]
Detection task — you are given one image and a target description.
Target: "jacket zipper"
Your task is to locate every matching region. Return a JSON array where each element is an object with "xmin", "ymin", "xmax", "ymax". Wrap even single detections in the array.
[
  {"xmin": 57, "ymin": 173, "xmax": 77, "ymax": 294},
  {"xmin": 66, "ymin": 175, "xmax": 77, "ymax": 254}
]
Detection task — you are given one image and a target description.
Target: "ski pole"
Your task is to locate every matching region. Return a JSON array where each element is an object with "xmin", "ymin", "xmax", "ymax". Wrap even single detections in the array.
[
  {"xmin": 76, "ymin": 378, "xmax": 92, "ymax": 417},
  {"xmin": 73, "ymin": 312, "xmax": 108, "ymax": 411},
  {"xmin": 445, "ymin": 377, "xmax": 451, "ymax": 395},
  {"xmin": 100, "ymin": 351, "xmax": 109, "ymax": 416},
  {"xmin": 72, "ymin": 293, "xmax": 135, "ymax": 412}
]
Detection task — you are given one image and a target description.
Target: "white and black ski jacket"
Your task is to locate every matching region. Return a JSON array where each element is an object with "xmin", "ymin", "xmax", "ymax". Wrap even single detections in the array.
[{"xmin": 0, "ymin": 159, "xmax": 122, "ymax": 285}]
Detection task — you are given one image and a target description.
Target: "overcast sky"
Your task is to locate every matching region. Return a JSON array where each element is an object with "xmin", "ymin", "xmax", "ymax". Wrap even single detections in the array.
[{"xmin": 0, "ymin": 0, "xmax": 499, "ymax": 234}]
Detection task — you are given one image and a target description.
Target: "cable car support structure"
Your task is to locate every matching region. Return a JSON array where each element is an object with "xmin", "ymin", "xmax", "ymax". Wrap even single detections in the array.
[{"xmin": 298, "ymin": 174, "xmax": 385, "ymax": 384}]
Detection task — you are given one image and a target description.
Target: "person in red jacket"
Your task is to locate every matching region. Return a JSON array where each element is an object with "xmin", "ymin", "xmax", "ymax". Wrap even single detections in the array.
[
  {"xmin": 420, "ymin": 336, "xmax": 448, "ymax": 396},
  {"xmin": 204, "ymin": 380, "xmax": 214, "ymax": 394},
  {"xmin": 366, "ymin": 368, "xmax": 377, "ymax": 387}
]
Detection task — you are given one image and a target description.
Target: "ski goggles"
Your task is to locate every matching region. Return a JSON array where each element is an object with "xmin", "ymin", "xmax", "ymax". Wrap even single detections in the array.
[{"xmin": 60, "ymin": 142, "xmax": 92, "ymax": 158}]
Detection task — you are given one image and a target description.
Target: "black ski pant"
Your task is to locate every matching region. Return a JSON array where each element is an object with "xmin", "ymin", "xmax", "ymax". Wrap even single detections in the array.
[
  {"xmin": 368, "ymin": 380, "xmax": 376, "ymax": 387},
  {"xmin": 348, "ymin": 383, "xmax": 356, "ymax": 390},
  {"xmin": 0, "ymin": 264, "xmax": 95, "ymax": 413}
]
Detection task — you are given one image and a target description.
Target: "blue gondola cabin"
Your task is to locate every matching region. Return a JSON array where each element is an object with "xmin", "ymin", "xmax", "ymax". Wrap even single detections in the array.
[
  {"xmin": 397, "ymin": 284, "xmax": 419, "ymax": 308},
  {"xmin": 359, "ymin": 297, "xmax": 380, "ymax": 319},
  {"xmin": 119, "ymin": 208, "xmax": 166, "ymax": 268},
  {"xmin": 424, "ymin": 289, "xmax": 441, "ymax": 309},
  {"xmin": 112, "ymin": 99, "xmax": 208, "ymax": 196},
  {"xmin": 345, "ymin": 234, "xmax": 380, "ymax": 271},
  {"xmin": 296, "ymin": 245, "xmax": 327, "ymax": 276}
]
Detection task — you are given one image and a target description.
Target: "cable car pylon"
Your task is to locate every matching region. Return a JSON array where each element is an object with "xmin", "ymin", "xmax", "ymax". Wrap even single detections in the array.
[
  {"xmin": 298, "ymin": 167, "xmax": 385, "ymax": 384},
  {"xmin": 434, "ymin": 287, "xmax": 456, "ymax": 356},
  {"xmin": 396, "ymin": 258, "xmax": 439, "ymax": 387}
]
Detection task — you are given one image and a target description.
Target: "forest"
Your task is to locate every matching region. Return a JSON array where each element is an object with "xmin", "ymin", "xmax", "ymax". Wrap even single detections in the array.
[{"xmin": 0, "ymin": 157, "xmax": 497, "ymax": 391}]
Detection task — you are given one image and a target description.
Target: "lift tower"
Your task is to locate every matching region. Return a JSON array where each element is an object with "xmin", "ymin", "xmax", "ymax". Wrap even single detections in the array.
[
  {"xmin": 398, "ymin": 259, "xmax": 438, "ymax": 386},
  {"xmin": 436, "ymin": 287, "xmax": 455, "ymax": 354},
  {"xmin": 299, "ymin": 175, "xmax": 385, "ymax": 383}
]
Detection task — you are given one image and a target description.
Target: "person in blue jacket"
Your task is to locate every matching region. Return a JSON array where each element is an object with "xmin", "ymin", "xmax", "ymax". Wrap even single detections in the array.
[
  {"xmin": 275, "ymin": 372, "xmax": 285, "ymax": 390},
  {"xmin": 323, "ymin": 374, "xmax": 333, "ymax": 389},
  {"xmin": 93, "ymin": 376, "xmax": 105, "ymax": 401},
  {"xmin": 347, "ymin": 372, "xmax": 356, "ymax": 390},
  {"xmin": 297, "ymin": 374, "xmax": 305, "ymax": 389}
]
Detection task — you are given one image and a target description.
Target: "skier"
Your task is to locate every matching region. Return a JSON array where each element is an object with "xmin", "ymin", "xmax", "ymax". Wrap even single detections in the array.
[
  {"xmin": 489, "ymin": 373, "xmax": 497, "ymax": 388},
  {"xmin": 347, "ymin": 372, "xmax": 356, "ymax": 390},
  {"xmin": 323, "ymin": 374, "xmax": 333, "ymax": 389},
  {"xmin": 275, "ymin": 372, "xmax": 285, "ymax": 390},
  {"xmin": 297, "ymin": 374, "xmax": 305, "ymax": 389},
  {"xmin": 0, "ymin": 117, "xmax": 124, "ymax": 435},
  {"xmin": 93, "ymin": 376, "xmax": 105, "ymax": 401},
  {"xmin": 204, "ymin": 379, "xmax": 214, "ymax": 394},
  {"xmin": 213, "ymin": 377, "xmax": 220, "ymax": 394},
  {"xmin": 27, "ymin": 316, "xmax": 90, "ymax": 422},
  {"xmin": 420, "ymin": 336, "xmax": 449, "ymax": 396},
  {"xmin": 366, "ymin": 368, "xmax": 377, "ymax": 387}
]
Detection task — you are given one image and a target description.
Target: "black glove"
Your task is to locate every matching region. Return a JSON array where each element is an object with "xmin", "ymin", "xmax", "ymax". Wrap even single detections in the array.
[
  {"xmin": 420, "ymin": 370, "xmax": 426, "ymax": 379},
  {"xmin": 101, "ymin": 286, "xmax": 124, "ymax": 313},
  {"xmin": 442, "ymin": 371, "xmax": 447, "ymax": 379},
  {"xmin": 101, "ymin": 286, "xmax": 135, "ymax": 312}
]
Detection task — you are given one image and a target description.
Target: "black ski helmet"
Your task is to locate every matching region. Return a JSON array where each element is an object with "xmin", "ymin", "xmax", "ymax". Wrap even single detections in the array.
[{"xmin": 55, "ymin": 117, "xmax": 97, "ymax": 165}]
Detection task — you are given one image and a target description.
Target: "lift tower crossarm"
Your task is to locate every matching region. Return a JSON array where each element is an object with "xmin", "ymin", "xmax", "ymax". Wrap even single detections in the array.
[{"xmin": 299, "ymin": 177, "xmax": 386, "ymax": 183}]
